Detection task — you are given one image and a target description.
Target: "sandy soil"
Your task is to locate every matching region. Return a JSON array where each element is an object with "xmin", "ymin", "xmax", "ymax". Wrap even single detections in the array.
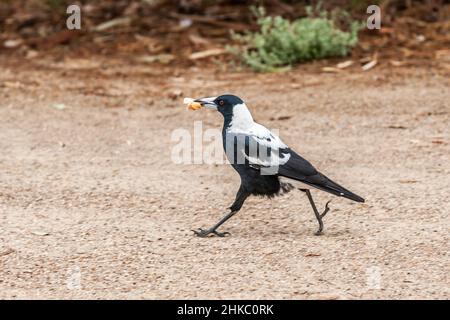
[{"xmin": 0, "ymin": 58, "xmax": 449, "ymax": 299}]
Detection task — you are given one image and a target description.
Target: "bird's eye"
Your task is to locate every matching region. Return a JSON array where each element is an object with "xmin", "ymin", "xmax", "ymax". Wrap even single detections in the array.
[{"xmin": 219, "ymin": 100, "xmax": 225, "ymax": 106}]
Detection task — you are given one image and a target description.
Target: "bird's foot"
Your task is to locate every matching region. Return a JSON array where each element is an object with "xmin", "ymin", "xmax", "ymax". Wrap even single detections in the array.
[
  {"xmin": 314, "ymin": 200, "xmax": 332, "ymax": 236},
  {"xmin": 192, "ymin": 228, "xmax": 230, "ymax": 238}
]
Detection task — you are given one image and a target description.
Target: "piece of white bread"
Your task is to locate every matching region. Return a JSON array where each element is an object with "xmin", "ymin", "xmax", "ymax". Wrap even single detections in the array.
[{"xmin": 183, "ymin": 97, "xmax": 195, "ymax": 104}]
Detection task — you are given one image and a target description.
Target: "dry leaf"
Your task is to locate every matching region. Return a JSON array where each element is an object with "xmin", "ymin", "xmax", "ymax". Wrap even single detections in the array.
[
  {"xmin": 4, "ymin": 39, "xmax": 23, "ymax": 48},
  {"xmin": 400, "ymin": 48, "xmax": 414, "ymax": 57},
  {"xmin": 390, "ymin": 60, "xmax": 405, "ymax": 67},
  {"xmin": 362, "ymin": 60, "xmax": 377, "ymax": 71},
  {"xmin": 26, "ymin": 50, "xmax": 39, "ymax": 59},
  {"xmin": 189, "ymin": 48, "xmax": 227, "ymax": 60},
  {"xmin": 188, "ymin": 34, "xmax": 210, "ymax": 46},
  {"xmin": 360, "ymin": 56, "xmax": 372, "ymax": 63},
  {"xmin": 336, "ymin": 60, "xmax": 354, "ymax": 69},
  {"xmin": 94, "ymin": 17, "xmax": 131, "ymax": 32},
  {"xmin": 321, "ymin": 67, "xmax": 342, "ymax": 73},
  {"xmin": 379, "ymin": 27, "xmax": 395, "ymax": 34},
  {"xmin": 137, "ymin": 54, "xmax": 175, "ymax": 64}
]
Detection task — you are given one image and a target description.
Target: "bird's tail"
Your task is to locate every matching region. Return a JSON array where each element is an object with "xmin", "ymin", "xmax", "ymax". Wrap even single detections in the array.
[
  {"xmin": 305, "ymin": 173, "xmax": 365, "ymax": 203},
  {"xmin": 276, "ymin": 150, "xmax": 365, "ymax": 203},
  {"xmin": 280, "ymin": 170, "xmax": 365, "ymax": 203}
]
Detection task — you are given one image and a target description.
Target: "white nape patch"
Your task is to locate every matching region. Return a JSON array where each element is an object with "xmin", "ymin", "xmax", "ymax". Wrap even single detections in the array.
[{"xmin": 229, "ymin": 103, "xmax": 254, "ymax": 131}]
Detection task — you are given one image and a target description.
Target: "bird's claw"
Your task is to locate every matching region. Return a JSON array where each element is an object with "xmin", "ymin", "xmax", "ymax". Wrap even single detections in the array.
[
  {"xmin": 320, "ymin": 200, "xmax": 332, "ymax": 218},
  {"xmin": 192, "ymin": 228, "xmax": 230, "ymax": 238},
  {"xmin": 213, "ymin": 230, "xmax": 230, "ymax": 237}
]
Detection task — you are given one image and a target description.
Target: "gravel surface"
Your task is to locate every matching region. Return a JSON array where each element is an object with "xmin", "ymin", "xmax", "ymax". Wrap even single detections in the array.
[{"xmin": 0, "ymin": 59, "xmax": 449, "ymax": 299}]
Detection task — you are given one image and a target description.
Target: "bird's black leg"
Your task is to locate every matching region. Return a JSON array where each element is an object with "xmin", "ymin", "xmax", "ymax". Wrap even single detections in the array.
[
  {"xmin": 193, "ymin": 186, "xmax": 249, "ymax": 238},
  {"xmin": 300, "ymin": 189, "xmax": 331, "ymax": 235}
]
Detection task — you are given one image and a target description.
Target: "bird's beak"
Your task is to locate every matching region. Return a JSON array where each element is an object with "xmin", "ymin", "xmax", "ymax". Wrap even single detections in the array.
[{"xmin": 188, "ymin": 97, "xmax": 218, "ymax": 111}]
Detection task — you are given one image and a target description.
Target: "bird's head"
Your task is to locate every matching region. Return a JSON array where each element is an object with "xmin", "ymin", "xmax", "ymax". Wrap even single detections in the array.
[{"xmin": 188, "ymin": 94, "xmax": 245, "ymax": 117}]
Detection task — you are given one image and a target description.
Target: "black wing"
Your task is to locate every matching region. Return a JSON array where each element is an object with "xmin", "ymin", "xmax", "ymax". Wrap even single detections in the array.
[{"xmin": 278, "ymin": 149, "xmax": 365, "ymax": 203}]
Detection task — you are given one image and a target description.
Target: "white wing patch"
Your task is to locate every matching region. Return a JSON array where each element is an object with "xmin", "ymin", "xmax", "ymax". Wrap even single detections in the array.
[
  {"xmin": 228, "ymin": 123, "xmax": 291, "ymax": 168},
  {"xmin": 229, "ymin": 123, "xmax": 289, "ymax": 149},
  {"xmin": 243, "ymin": 149, "xmax": 291, "ymax": 168},
  {"xmin": 248, "ymin": 123, "xmax": 288, "ymax": 149}
]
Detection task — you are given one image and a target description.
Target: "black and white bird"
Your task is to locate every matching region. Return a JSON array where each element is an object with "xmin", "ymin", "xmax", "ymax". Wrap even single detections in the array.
[{"xmin": 187, "ymin": 94, "xmax": 364, "ymax": 237}]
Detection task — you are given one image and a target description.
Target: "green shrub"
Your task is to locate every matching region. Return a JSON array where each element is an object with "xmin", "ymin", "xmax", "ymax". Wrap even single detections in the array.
[{"xmin": 230, "ymin": 7, "xmax": 363, "ymax": 72}]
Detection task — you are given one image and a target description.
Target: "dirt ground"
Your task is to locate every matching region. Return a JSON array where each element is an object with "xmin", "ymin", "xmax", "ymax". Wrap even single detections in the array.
[{"xmin": 0, "ymin": 57, "xmax": 448, "ymax": 299}]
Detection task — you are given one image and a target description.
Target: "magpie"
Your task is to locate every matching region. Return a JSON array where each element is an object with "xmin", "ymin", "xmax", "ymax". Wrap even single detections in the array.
[{"xmin": 186, "ymin": 94, "xmax": 364, "ymax": 237}]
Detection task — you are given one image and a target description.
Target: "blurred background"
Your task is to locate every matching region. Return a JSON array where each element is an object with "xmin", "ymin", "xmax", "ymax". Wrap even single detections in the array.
[{"xmin": 1, "ymin": 0, "xmax": 449, "ymax": 71}]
